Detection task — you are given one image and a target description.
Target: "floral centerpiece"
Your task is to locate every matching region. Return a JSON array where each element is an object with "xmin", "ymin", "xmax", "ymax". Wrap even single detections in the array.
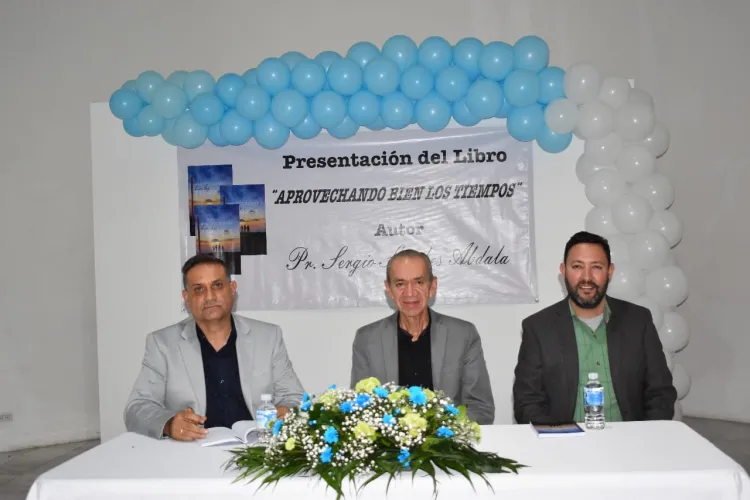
[{"xmin": 227, "ymin": 378, "xmax": 525, "ymax": 498}]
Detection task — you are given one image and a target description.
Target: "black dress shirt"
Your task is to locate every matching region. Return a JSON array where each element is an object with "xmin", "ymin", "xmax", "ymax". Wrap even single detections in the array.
[{"xmin": 397, "ymin": 313, "xmax": 434, "ymax": 390}]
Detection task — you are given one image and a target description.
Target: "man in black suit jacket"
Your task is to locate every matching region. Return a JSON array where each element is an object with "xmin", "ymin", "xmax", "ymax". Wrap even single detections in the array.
[{"xmin": 513, "ymin": 231, "xmax": 676, "ymax": 424}]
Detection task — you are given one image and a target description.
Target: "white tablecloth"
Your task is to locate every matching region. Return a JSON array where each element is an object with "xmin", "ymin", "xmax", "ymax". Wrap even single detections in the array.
[{"xmin": 25, "ymin": 421, "xmax": 750, "ymax": 500}]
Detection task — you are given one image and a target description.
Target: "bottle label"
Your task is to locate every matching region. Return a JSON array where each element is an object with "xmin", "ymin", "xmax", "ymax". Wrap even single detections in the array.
[
  {"xmin": 584, "ymin": 388, "xmax": 604, "ymax": 406},
  {"xmin": 256, "ymin": 409, "xmax": 277, "ymax": 429}
]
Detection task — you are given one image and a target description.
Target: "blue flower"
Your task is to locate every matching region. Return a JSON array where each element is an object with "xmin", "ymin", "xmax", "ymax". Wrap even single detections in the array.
[
  {"xmin": 272, "ymin": 419, "xmax": 283, "ymax": 436},
  {"xmin": 302, "ymin": 392, "xmax": 310, "ymax": 403},
  {"xmin": 397, "ymin": 448, "xmax": 410, "ymax": 467},
  {"xmin": 382, "ymin": 414, "xmax": 396, "ymax": 426},
  {"xmin": 408, "ymin": 386, "xmax": 427, "ymax": 406},
  {"xmin": 373, "ymin": 386, "xmax": 389, "ymax": 398},
  {"xmin": 339, "ymin": 401, "xmax": 354, "ymax": 413},
  {"xmin": 328, "ymin": 384, "xmax": 337, "ymax": 390},
  {"xmin": 320, "ymin": 446, "xmax": 332, "ymax": 463},
  {"xmin": 308, "ymin": 420, "xmax": 317, "ymax": 426},
  {"xmin": 444, "ymin": 404, "xmax": 459, "ymax": 415},
  {"xmin": 437, "ymin": 426, "xmax": 455, "ymax": 438},
  {"xmin": 300, "ymin": 400, "xmax": 312, "ymax": 411},
  {"xmin": 356, "ymin": 393, "xmax": 371, "ymax": 408},
  {"xmin": 394, "ymin": 408, "xmax": 401, "ymax": 414},
  {"xmin": 324, "ymin": 426, "xmax": 339, "ymax": 444}
]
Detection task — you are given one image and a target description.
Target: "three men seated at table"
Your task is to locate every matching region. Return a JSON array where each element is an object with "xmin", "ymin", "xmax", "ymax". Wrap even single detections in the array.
[{"xmin": 124, "ymin": 233, "xmax": 676, "ymax": 440}]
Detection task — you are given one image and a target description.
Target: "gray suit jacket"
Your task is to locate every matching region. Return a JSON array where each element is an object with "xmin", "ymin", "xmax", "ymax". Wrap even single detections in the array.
[
  {"xmin": 513, "ymin": 296, "xmax": 676, "ymax": 424},
  {"xmin": 351, "ymin": 310, "xmax": 495, "ymax": 424},
  {"xmin": 124, "ymin": 314, "xmax": 304, "ymax": 439}
]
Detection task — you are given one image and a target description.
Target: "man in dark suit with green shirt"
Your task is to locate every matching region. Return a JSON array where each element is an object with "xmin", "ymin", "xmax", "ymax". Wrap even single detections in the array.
[{"xmin": 512, "ymin": 231, "xmax": 676, "ymax": 424}]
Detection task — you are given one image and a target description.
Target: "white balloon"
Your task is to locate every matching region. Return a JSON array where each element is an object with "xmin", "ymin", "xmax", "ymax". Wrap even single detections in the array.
[
  {"xmin": 564, "ymin": 64, "xmax": 601, "ymax": 105},
  {"xmin": 672, "ymin": 363, "xmax": 691, "ymax": 400},
  {"xmin": 612, "ymin": 194, "xmax": 653, "ymax": 233},
  {"xmin": 628, "ymin": 87, "xmax": 654, "ymax": 108},
  {"xmin": 616, "ymin": 102, "xmax": 656, "ymax": 142},
  {"xmin": 659, "ymin": 311, "xmax": 690, "ymax": 352},
  {"xmin": 607, "ymin": 261, "xmax": 646, "ymax": 301},
  {"xmin": 584, "ymin": 169, "xmax": 627, "ymax": 207},
  {"xmin": 597, "ymin": 76, "xmax": 631, "ymax": 109},
  {"xmin": 584, "ymin": 132, "xmax": 623, "ymax": 165},
  {"xmin": 629, "ymin": 230, "xmax": 670, "ymax": 271},
  {"xmin": 585, "ymin": 206, "xmax": 618, "ymax": 237},
  {"xmin": 607, "ymin": 233, "xmax": 630, "ymax": 264},
  {"xmin": 615, "ymin": 145, "xmax": 656, "ymax": 183},
  {"xmin": 673, "ymin": 401, "xmax": 683, "ymax": 421},
  {"xmin": 649, "ymin": 210, "xmax": 683, "ymax": 247},
  {"xmin": 663, "ymin": 350, "xmax": 675, "ymax": 372},
  {"xmin": 544, "ymin": 98, "xmax": 579, "ymax": 134},
  {"xmin": 576, "ymin": 100, "xmax": 615, "ymax": 140},
  {"xmin": 630, "ymin": 294, "xmax": 664, "ymax": 330},
  {"xmin": 633, "ymin": 173, "xmax": 675, "ymax": 210},
  {"xmin": 663, "ymin": 251, "xmax": 677, "ymax": 265},
  {"xmin": 575, "ymin": 154, "xmax": 610, "ymax": 184},
  {"xmin": 645, "ymin": 265, "xmax": 688, "ymax": 307},
  {"xmin": 641, "ymin": 122, "xmax": 670, "ymax": 158}
]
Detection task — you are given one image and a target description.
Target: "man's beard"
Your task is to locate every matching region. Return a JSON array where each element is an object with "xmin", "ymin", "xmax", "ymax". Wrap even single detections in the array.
[{"xmin": 565, "ymin": 278, "xmax": 608, "ymax": 309}]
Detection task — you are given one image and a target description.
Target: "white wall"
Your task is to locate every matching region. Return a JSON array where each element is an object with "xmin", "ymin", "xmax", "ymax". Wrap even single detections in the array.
[{"xmin": 2, "ymin": 0, "xmax": 749, "ymax": 451}]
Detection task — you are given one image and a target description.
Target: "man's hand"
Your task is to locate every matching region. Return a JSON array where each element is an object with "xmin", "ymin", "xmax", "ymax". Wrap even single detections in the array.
[
  {"xmin": 276, "ymin": 405, "xmax": 291, "ymax": 419},
  {"xmin": 165, "ymin": 408, "xmax": 208, "ymax": 441}
]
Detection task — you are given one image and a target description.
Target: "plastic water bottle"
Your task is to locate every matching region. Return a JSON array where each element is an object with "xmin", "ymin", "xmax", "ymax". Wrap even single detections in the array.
[
  {"xmin": 255, "ymin": 394, "xmax": 277, "ymax": 443},
  {"xmin": 584, "ymin": 372, "xmax": 605, "ymax": 429}
]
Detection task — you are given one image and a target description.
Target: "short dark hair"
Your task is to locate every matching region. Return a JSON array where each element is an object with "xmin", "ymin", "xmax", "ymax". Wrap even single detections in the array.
[
  {"xmin": 564, "ymin": 231, "xmax": 611, "ymax": 265},
  {"xmin": 386, "ymin": 249, "xmax": 434, "ymax": 283},
  {"xmin": 181, "ymin": 254, "xmax": 231, "ymax": 290}
]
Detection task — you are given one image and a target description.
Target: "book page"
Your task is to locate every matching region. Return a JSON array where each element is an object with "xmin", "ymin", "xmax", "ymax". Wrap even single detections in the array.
[
  {"xmin": 196, "ymin": 426, "xmax": 243, "ymax": 447},
  {"xmin": 231, "ymin": 420, "xmax": 260, "ymax": 444}
]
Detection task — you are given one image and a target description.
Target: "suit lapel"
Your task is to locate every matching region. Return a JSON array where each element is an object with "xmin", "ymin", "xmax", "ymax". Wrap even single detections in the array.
[
  {"xmin": 234, "ymin": 315, "xmax": 256, "ymax": 416},
  {"xmin": 178, "ymin": 320, "xmax": 206, "ymax": 415},
  {"xmin": 554, "ymin": 300, "xmax": 579, "ymax": 419},
  {"xmin": 605, "ymin": 300, "xmax": 627, "ymax": 415},
  {"xmin": 382, "ymin": 313, "xmax": 399, "ymax": 384},
  {"xmin": 430, "ymin": 311, "xmax": 448, "ymax": 390}
]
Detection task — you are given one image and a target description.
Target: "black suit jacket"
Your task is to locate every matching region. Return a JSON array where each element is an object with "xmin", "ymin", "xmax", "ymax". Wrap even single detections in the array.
[{"xmin": 512, "ymin": 296, "xmax": 676, "ymax": 424}]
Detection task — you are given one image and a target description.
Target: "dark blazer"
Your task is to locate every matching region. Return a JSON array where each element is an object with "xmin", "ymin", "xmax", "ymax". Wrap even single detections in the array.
[{"xmin": 512, "ymin": 296, "xmax": 676, "ymax": 424}]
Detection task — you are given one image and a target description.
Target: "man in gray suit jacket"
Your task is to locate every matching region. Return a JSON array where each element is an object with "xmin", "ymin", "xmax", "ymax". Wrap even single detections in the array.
[
  {"xmin": 351, "ymin": 249, "xmax": 495, "ymax": 424},
  {"xmin": 125, "ymin": 254, "xmax": 304, "ymax": 440}
]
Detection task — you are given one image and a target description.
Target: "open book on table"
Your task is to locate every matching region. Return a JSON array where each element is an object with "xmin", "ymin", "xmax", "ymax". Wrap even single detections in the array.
[{"xmin": 195, "ymin": 420, "xmax": 262, "ymax": 447}]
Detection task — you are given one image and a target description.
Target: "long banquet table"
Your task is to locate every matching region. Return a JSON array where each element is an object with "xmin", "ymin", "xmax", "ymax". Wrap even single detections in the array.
[{"xmin": 25, "ymin": 421, "xmax": 750, "ymax": 500}]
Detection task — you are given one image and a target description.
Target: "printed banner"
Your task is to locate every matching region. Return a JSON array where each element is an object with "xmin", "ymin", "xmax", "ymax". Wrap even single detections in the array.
[{"xmin": 178, "ymin": 125, "xmax": 537, "ymax": 310}]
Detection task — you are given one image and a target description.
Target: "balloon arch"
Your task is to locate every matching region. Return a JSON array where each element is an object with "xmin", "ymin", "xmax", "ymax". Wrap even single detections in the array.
[{"xmin": 108, "ymin": 34, "xmax": 690, "ymax": 416}]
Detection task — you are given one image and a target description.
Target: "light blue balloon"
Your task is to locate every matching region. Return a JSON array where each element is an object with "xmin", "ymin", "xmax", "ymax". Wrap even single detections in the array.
[
  {"xmin": 495, "ymin": 98, "xmax": 513, "ymax": 118},
  {"xmin": 415, "ymin": 92, "xmax": 451, "ymax": 132},
  {"xmin": 242, "ymin": 69, "xmax": 258, "ymax": 86},
  {"xmin": 236, "ymin": 85, "xmax": 271, "ymax": 120},
  {"xmin": 418, "ymin": 36, "xmax": 453, "ymax": 74},
  {"xmin": 167, "ymin": 70, "xmax": 188, "ymax": 87},
  {"xmin": 161, "ymin": 118, "xmax": 179, "ymax": 146},
  {"xmin": 174, "ymin": 114, "xmax": 208, "ymax": 149},
  {"xmin": 538, "ymin": 66, "xmax": 565, "ymax": 104},
  {"xmin": 271, "ymin": 89, "xmax": 309, "ymax": 128},
  {"xmin": 435, "ymin": 67, "xmax": 469, "ymax": 102},
  {"xmin": 184, "ymin": 70, "xmax": 216, "ymax": 102},
  {"xmin": 109, "ymin": 88, "xmax": 142, "ymax": 120},
  {"xmin": 381, "ymin": 92, "xmax": 413, "ymax": 130},
  {"xmin": 537, "ymin": 125, "xmax": 573, "ymax": 153},
  {"xmin": 135, "ymin": 71, "xmax": 164, "ymax": 104},
  {"xmin": 479, "ymin": 42, "xmax": 514, "ymax": 80},
  {"xmin": 292, "ymin": 113, "xmax": 322, "ymax": 139},
  {"xmin": 257, "ymin": 58, "xmax": 291, "ymax": 95},
  {"xmin": 513, "ymin": 35, "xmax": 550, "ymax": 73},
  {"xmin": 507, "ymin": 104, "xmax": 544, "ymax": 142},
  {"xmin": 220, "ymin": 110, "xmax": 254, "ymax": 146},
  {"xmin": 311, "ymin": 91, "xmax": 346, "ymax": 129},
  {"xmin": 137, "ymin": 105, "xmax": 165, "ymax": 136},
  {"xmin": 504, "ymin": 69, "xmax": 541, "ymax": 107},
  {"xmin": 327, "ymin": 115, "xmax": 359, "ymax": 139},
  {"xmin": 152, "ymin": 83, "xmax": 188, "ymax": 119},
  {"xmin": 291, "ymin": 60, "xmax": 326, "ymax": 97},
  {"xmin": 366, "ymin": 117, "xmax": 386, "ymax": 131},
  {"xmin": 327, "ymin": 59, "xmax": 363, "ymax": 96},
  {"xmin": 216, "ymin": 73, "xmax": 246, "ymax": 108},
  {"xmin": 466, "ymin": 79, "xmax": 503, "ymax": 119},
  {"xmin": 363, "ymin": 57, "xmax": 400, "ymax": 96},
  {"xmin": 207, "ymin": 123, "xmax": 228, "ymax": 147},
  {"xmin": 400, "ymin": 65, "xmax": 433, "ymax": 100},
  {"xmin": 346, "ymin": 42, "xmax": 380, "ymax": 69},
  {"xmin": 381, "ymin": 35, "xmax": 418, "ymax": 72},
  {"xmin": 314, "ymin": 51, "xmax": 342, "ymax": 70},
  {"xmin": 280, "ymin": 51, "xmax": 306, "ymax": 69},
  {"xmin": 453, "ymin": 37, "xmax": 483, "ymax": 81},
  {"xmin": 348, "ymin": 90, "xmax": 380, "ymax": 126},
  {"xmin": 452, "ymin": 98, "xmax": 480, "ymax": 127},
  {"xmin": 123, "ymin": 116, "xmax": 143, "ymax": 137},
  {"xmin": 121, "ymin": 80, "xmax": 137, "ymax": 92},
  {"xmin": 255, "ymin": 114, "xmax": 290, "ymax": 150},
  {"xmin": 191, "ymin": 93, "xmax": 225, "ymax": 126}
]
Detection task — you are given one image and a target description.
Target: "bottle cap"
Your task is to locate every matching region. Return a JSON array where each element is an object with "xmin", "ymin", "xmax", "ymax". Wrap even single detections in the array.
[
  {"xmin": 588, "ymin": 372, "xmax": 599, "ymax": 380},
  {"xmin": 261, "ymin": 393, "xmax": 273, "ymax": 402}
]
